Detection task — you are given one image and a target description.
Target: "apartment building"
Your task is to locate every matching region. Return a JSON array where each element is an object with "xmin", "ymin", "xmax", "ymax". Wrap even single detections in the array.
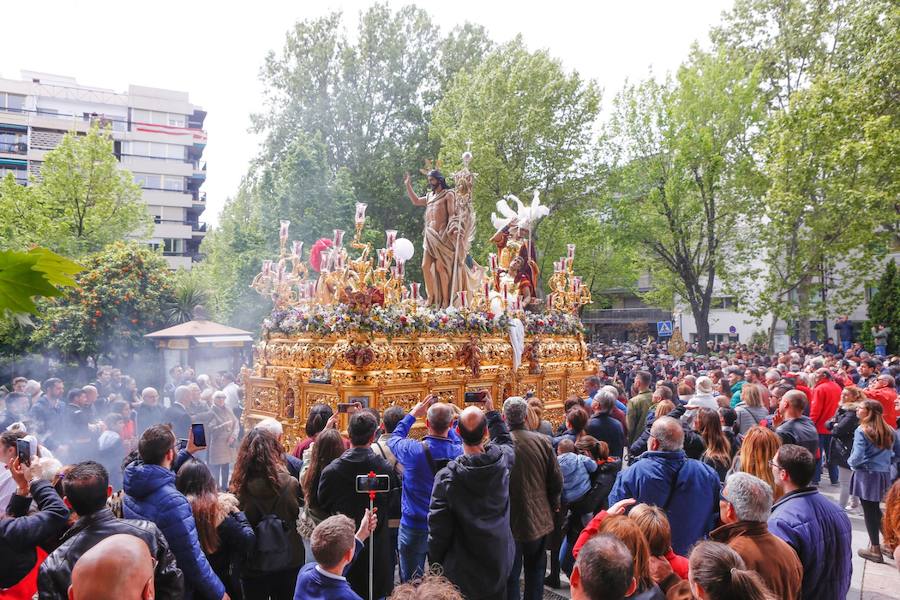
[{"xmin": 0, "ymin": 71, "xmax": 207, "ymax": 269}]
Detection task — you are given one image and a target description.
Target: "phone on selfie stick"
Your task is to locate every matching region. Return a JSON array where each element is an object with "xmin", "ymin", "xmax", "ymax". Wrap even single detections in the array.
[{"xmin": 356, "ymin": 472, "xmax": 391, "ymax": 600}]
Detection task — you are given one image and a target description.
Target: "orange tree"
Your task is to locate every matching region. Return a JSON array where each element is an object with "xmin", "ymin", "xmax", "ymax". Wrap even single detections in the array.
[{"xmin": 31, "ymin": 242, "xmax": 176, "ymax": 363}]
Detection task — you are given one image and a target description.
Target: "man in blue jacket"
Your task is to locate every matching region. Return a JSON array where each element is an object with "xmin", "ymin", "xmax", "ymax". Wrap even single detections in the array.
[
  {"xmin": 768, "ymin": 444, "xmax": 852, "ymax": 600},
  {"xmin": 123, "ymin": 424, "xmax": 228, "ymax": 600},
  {"xmin": 387, "ymin": 394, "xmax": 462, "ymax": 582},
  {"xmin": 608, "ymin": 416, "xmax": 720, "ymax": 555}
]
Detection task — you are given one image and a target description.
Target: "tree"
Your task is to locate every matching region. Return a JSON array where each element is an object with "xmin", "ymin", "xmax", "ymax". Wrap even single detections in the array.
[
  {"xmin": 164, "ymin": 270, "xmax": 209, "ymax": 325},
  {"xmin": 863, "ymin": 260, "xmax": 900, "ymax": 353},
  {"xmin": 430, "ymin": 37, "xmax": 610, "ymax": 293},
  {"xmin": 603, "ymin": 50, "xmax": 765, "ymax": 345},
  {"xmin": 0, "ymin": 124, "xmax": 150, "ymax": 256},
  {"xmin": 0, "ymin": 247, "xmax": 81, "ymax": 318},
  {"xmin": 30, "ymin": 242, "xmax": 175, "ymax": 362}
]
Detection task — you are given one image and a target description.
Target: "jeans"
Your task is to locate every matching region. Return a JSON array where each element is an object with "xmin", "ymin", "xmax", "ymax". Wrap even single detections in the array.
[
  {"xmin": 398, "ymin": 524, "xmax": 429, "ymax": 582},
  {"xmin": 506, "ymin": 537, "xmax": 547, "ymax": 600},
  {"xmin": 814, "ymin": 434, "xmax": 839, "ymax": 485},
  {"xmin": 302, "ymin": 536, "xmax": 315, "ymax": 565},
  {"xmin": 210, "ymin": 463, "xmax": 230, "ymax": 490},
  {"xmin": 841, "ymin": 340, "xmax": 851, "ymax": 351},
  {"xmin": 875, "ymin": 344, "xmax": 886, "ymax": 356}
]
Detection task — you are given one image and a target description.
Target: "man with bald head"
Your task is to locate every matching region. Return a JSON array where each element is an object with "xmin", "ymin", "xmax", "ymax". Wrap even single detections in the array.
[
  {"xmin": 608, "ymin": 416, "xmax": 720, "ymax": 554},
  {"xmin": 428, "ymin": 393, "xmax": 515, "ymax": 600},
  {"xmin": 387, "ymin": 394, "xmax": 462, "ymax": 582},
  {"xmin": 68, "ymin": 534, "xmax": 155, "ymax": 600}
]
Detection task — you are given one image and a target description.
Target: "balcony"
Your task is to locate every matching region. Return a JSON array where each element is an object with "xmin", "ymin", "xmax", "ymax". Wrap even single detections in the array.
[
  {"xmin": 190, "ymin": 161, "xmax": 206, "ymax": 181},
  {"xmin": 0, "ymin": 141, "xmax": 27, "ymax": 155},
  {"xmin": 581, "ymin": 307, "xmax": 672, "ymax": 324}
]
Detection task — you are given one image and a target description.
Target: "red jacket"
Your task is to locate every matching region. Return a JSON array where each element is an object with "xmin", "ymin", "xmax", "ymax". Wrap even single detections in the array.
[
  {"xmin": 863, "ymin": 385, "xmax": 898, "ymax": 428},
  {"xmin": 810, "ymin": 379, "xmax": 842, "ymax": 434}
]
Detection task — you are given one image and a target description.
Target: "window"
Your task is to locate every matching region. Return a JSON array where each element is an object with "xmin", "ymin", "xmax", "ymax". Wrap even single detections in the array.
[
  {"xmin": 0, "ymin": 129, "xmax": 27, "ymax": 154},
  {"xmin": 124, "ymin": 141, "xmax": 186, "ymax": 161},
  {"xmin": 163, "ymin": 238, "xmax": 184, "ymax": 254},
  {"xmin": 0, "ymin": 164, "xmax": 27, "ymax": 185},
  {"xmin": 0, "ymin": 93, "xmax": 26, "ymax": 113},
  {"xmin": 131, "ymin": 109, "xmax": 186, "ymax": 128},
  {"xmin": 134, "ymin": 172, "xmax": 184, "ymax": 191},
  {"xmin": 167, "ymin": 114, "xmax": 186, "ymax": 127},
  {"xmin": 710, "ymin": 296, "xmax": 737, "ymax": 310}
]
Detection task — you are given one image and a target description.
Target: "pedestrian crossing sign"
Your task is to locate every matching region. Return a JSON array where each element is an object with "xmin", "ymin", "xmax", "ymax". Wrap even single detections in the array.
[{"xmin": 657, "ymin": 321, "xmax": 673, "ymax": 337}]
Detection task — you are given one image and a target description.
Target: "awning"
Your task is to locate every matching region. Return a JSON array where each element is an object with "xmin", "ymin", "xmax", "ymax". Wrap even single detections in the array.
[
  {"xmin": 0, "ymin": 158, "xmax": 26, "ymax": 166},
  {"xmin": 0, "ymin": 123, "xmax": 27, "ymax": 131},
  {"xmin": 193, "ymin": 335, "xmax": 253, "ymax": 344}
]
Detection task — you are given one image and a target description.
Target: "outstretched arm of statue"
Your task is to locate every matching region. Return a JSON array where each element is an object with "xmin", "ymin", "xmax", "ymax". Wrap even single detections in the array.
[{"xmin": 404, "ymin": 172, "xmax": 426, "ymax": 206}]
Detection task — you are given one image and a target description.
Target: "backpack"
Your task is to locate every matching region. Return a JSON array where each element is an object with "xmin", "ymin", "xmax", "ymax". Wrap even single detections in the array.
[
  {"xmin": 251, "ymin": 513, "xmax": 293, "ymax": 573},
  {"xmin": 422, "ymin": 441, "xmax": 452, "ymax": 476}
]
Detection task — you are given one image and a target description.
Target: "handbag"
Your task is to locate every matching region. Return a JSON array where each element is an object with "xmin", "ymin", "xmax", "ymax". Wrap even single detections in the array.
[{"xmin": 296, "ymin": 505, "xmax": 317, "ymax": 539}]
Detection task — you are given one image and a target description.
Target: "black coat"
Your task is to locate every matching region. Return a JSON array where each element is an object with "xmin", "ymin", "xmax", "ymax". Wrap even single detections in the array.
[
  {"xmin": 163, "ymin": 402, "xmax": 192, "ymax": 440},
  {"xmin": 206, "ymin": 511, "xmax": 255, "ymax": 600},
  {"xmin": 135, "ymin": 402, "xmax": 166, "ymax": 435},
  {"xmin": 586, "ymin": 412, "xmax": 626, "ymax": 458},
  {"xmin": 828, "ymin": 405, "xmax": 860, "ymax": 469},
  {"xmin": 428, "ymin": 411, "xmax": 516, "ymax": 600},
  {"xmin": 318, "ymin": 447, "xmax": 397, "ymax": 600},
  {"xmin": 0, "ymin": 480, "xmax": 70, "ymax": 589},
  {"xmin": 37, "ymin": 508, "xmax": 184, "ymax": 600}
]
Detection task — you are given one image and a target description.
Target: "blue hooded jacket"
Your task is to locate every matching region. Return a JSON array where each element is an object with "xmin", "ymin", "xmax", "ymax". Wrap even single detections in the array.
[
  {"xmin": 768, "ymin": 487, "xmax": 852, "ymax": 600},
  {"xmin": 124, "ymin": 457, "xmax": 225, "ymax": 600},
  {"xmin": 608, "ymin": 450, "xmax": 720, "ymax": 555}
]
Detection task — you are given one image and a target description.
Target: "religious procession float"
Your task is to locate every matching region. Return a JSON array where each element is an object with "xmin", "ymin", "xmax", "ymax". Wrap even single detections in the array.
[{"xmin": 243, "ymin": 151, "xmax": 596, "ymax": 441}]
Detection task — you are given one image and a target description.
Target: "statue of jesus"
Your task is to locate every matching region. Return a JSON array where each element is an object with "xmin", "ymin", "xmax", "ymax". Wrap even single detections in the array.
[{"xmin": 404, "ymin": 169, "xmax": 478, "ymax": 307}]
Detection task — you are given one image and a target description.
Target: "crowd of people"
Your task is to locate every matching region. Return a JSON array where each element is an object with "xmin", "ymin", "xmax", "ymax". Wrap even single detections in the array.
[{"xmin": 0, "ymin": 339, "xmax": 899, "ymax": 600}]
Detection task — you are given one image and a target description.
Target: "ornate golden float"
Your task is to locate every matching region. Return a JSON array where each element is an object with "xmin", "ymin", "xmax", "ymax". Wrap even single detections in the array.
[{"xmin": 242, "ymin": 152, "xmax": 596, "ymax": 443}]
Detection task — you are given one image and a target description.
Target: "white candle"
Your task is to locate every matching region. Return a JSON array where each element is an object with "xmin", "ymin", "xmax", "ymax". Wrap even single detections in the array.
[
  {"xmin": 279, "ymin": 220, "xmax": 290, "ymax": 241},
  {"xmin": 262, "ymin": 260, "xmax": 272, "ymax": 275},
  {"xmin": 567, "ymin": 244, "xmax": 576, "ymax": 260},
  {"xmin": 385, "ymin": 230, "xmax": 397, "ymax": 246},
  {"xmin": 458, "ymin": 290, "xmax": 468, "ymax": 307},
  {"xmin": 396, "ymin": 259, "xmax": 405, "ymax": 277},
  {"xmin": 411, "ymin": 282, "xmax": 420, "ymax": 298},
  {"xmin": 483, "ymin": 281, "xmax": 490, "ymax": 298},
  {"xmin": 292, "ymin": 241, "xmax": 303, "ymax": 259},
  {"xmin": 355, "ymin": 202, "xmax": 367, "ymax": 224},
  {"xmin": 391, "ymin": 266, "xmax": 399, "ymax": 279},
  {"xmin": 333, "ymin": 229, "xmax": 345, "ymax": 247},
  {"xmin": 489, "ymin": 253, "xmax": 498, "ymax": 270}
]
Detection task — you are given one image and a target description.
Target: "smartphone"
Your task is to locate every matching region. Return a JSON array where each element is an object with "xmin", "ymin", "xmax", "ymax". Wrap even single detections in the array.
[
  {"xmin": 177, "ymin": 438, "xmax": 188, "ymax": 451},
  {"xmin": 355, "ymin": 474, "xmax": 391, "ymax": 493},
  {"xmin": 190, "ymin": 423, "xmax": 207, "ymax": 447},
  {"xmin": 337, "ymin": 402, "xmax": 355, "ymax": 413},
  {"xmin": 16, "ymin": 438, "xmax": 31, "ymax": 466},
  {"xmin": 464, "ymin": 390, "xmax": 487, "ymax": 403}
]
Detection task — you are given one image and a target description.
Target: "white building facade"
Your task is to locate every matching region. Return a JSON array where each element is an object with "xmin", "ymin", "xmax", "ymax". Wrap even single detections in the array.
[{"xmin": 0, "ymin": 71, "xmax": 207, "ymax": 269}]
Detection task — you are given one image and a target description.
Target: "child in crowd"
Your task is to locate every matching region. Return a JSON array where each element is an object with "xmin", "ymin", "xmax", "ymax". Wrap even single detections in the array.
[
  {"xmin": 557, "ymin": 438, "xmax": 598, "ymax": 504},
  {"xmin": 293, "ymin": 509, "xmax": 377, "ymax": 600}
]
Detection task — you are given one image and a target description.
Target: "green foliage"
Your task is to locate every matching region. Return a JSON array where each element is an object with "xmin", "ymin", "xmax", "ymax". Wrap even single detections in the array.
[
  {"xmin": 602, "ymin": 49, "xmax": 765, "ymax": 343},
  {"xmin": 30, "ymin": 242, "xmax": 175, "ymax": 361},
  {"xmin": 0, "ymin": 248, "xmax": 81, "ymax": 316},
  {"xmin": 164, "ymin": 269, "xmax": 209, "ymax": 325},
  {"xmin": 0, "ymin": 124, "xmax": 150, "ymax": 256},
  {"xmin": 863, "ymin": 260, "xmax": 900, "ymax": 352}
]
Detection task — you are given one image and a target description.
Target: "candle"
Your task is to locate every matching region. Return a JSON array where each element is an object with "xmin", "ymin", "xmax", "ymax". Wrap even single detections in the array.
[
  {"xmin": 489, "ymin": 253, "xmax": 498, "ymax": 270},
  {"xmin": 391, "ymin": 266, "xmax": 400, "ymax": 279},
  {"xmin": 333, "ymin": 229, "xmax": 345, "ymax": 247},
  {"xmin": 279, "ymin": 220, "xmax": 290, "ymax": 241},
  {"xmin": 410, "ymin": 282, "xmax": 420, "ymax": 299},
  {"xmin": 483, "ymin": 281, "xmax": 490, "ymax": 298},
  {"xmin": 385, "ymin": 229, "xmax": 397, "ymax": 246},
  {"xmin": 262, "ymin": 260, "xmax": 272, "ymax": 275},
  {"xmin": 321, "ymin": 250, "xmax": 332, "ymax": 271},
  {"xmin": 567, "ymin": 244, "xmax": 576, "ymax": 260},
  {"xmin": 458, "ymin": 290, "xmax": 468, "ymax": 307},
  {"xmin": 355, "ymin": 202, "xmax": 367, "ymax": 225},
  {"xmin": 396, "ymin": 259, "xmax": 405, "ymax": 277},
  {"xmin": 292, "ymin": 240, "xmax": 303, "ymax": 259},
  {"xmin": 503, "ymin": 283, "xmax": 508, "ymax": 300},
  {"xmin": 402, "ymin": 287, "xmax": 410, "ymax": 299}
]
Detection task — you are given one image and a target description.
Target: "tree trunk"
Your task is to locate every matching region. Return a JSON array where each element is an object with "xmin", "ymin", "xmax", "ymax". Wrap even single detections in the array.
[
  {"xmin": 767, "ymin": 314, "xmax": 779, "ymax": 354},
  {"xmin": 691, "ymin": 303, "xmax": 711, "ymax": 349},
  {"xmin": 820, "ymin": 259, "xmax": 829, "ymax": 342},
  {"xmin": 798, "ymin": 278, "xmax": 811, "ymax": 343}
]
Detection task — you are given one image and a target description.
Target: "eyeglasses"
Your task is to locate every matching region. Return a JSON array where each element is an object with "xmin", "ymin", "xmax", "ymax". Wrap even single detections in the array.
[
  {"xmin": 719, "ymin": 483, "xmax": 731, "ymax": 504},
  {"xmin": 768, "ymin": 459, "xmax": 783, "ymax": 471}
]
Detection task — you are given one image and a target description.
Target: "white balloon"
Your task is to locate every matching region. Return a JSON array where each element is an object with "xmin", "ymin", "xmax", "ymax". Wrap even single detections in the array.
[{"xmin": 393, "ymin": 238, "xmax": 415, "ymax": 261}]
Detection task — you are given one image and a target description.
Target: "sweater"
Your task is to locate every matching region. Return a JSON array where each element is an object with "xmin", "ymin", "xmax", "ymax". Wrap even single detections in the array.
[{"xmin": 292, "ymin": 540, "xmax": 364, "ymax": 600}]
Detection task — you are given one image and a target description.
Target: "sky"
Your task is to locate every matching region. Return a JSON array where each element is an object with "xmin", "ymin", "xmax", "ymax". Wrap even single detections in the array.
[{"xmin": 3, "ymin": 0, "xmax": 734, "ymax": 225}]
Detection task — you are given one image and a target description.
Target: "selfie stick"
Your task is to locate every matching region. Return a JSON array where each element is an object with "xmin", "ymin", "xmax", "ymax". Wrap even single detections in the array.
[{"xmin": 367, "ymin": 471, "xmax": 376, "ymax": 600}]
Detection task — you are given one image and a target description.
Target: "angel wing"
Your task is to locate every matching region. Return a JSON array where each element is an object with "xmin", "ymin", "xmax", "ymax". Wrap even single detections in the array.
[{"xmin": 491, "ymin": 197, "xmax": 519, "ymax": 230}]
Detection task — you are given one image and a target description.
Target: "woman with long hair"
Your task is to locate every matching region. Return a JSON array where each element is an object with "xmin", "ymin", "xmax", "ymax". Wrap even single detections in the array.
[
  {"xmin": 734, "ymin": 384, "xmax": 768, "ymax": 435},
  {"xmin": 679, "ymin": 541, "xmax": 775, "ymax": 600},
  {"xmin": 730, "ymin": 426, "xmax": 782, "ymax": 500},
  {"xmin": 291, "ymin": 402, "xmax": 334, "ymax": 458},
  {"xmin": 849, "ymin": 400, "xmax": 896, "ymax": 563},
  {"xmin": 176, "ymin": 460, "xmax": 255, "ymax": 600},
  {"xmin": 299, "ymin": 427, "xmax": 346, "ymax": 563},
  {"xmin": 230, "ymin": 428, "xmax": 303, "ymax": 600},
  {"xmin": 827, "ymin": 386, "xmax": 865, "ymax": 511},
  {"xmin": 597, "ymin": 515, "xmax": 664, "ymax": 599},
  {"xmin": 694, "ymin": 408, "xmax": 732, "ymax": 482}
]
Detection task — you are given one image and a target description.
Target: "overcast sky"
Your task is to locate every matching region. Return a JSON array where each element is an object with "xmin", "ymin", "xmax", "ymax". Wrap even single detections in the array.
[{"xmin": 4, "ymin": 0, "xmax": 733, "ymax": 224}]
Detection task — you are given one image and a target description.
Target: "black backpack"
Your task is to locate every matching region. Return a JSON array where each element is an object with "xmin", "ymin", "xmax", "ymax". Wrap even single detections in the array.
[
  {"xmin": 422, "ymin": 441, "xmax": 452, "ymax": 475},
  {"xmin": 251, "ymin": 512, "xmax": 293, "ymax": 573}
]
